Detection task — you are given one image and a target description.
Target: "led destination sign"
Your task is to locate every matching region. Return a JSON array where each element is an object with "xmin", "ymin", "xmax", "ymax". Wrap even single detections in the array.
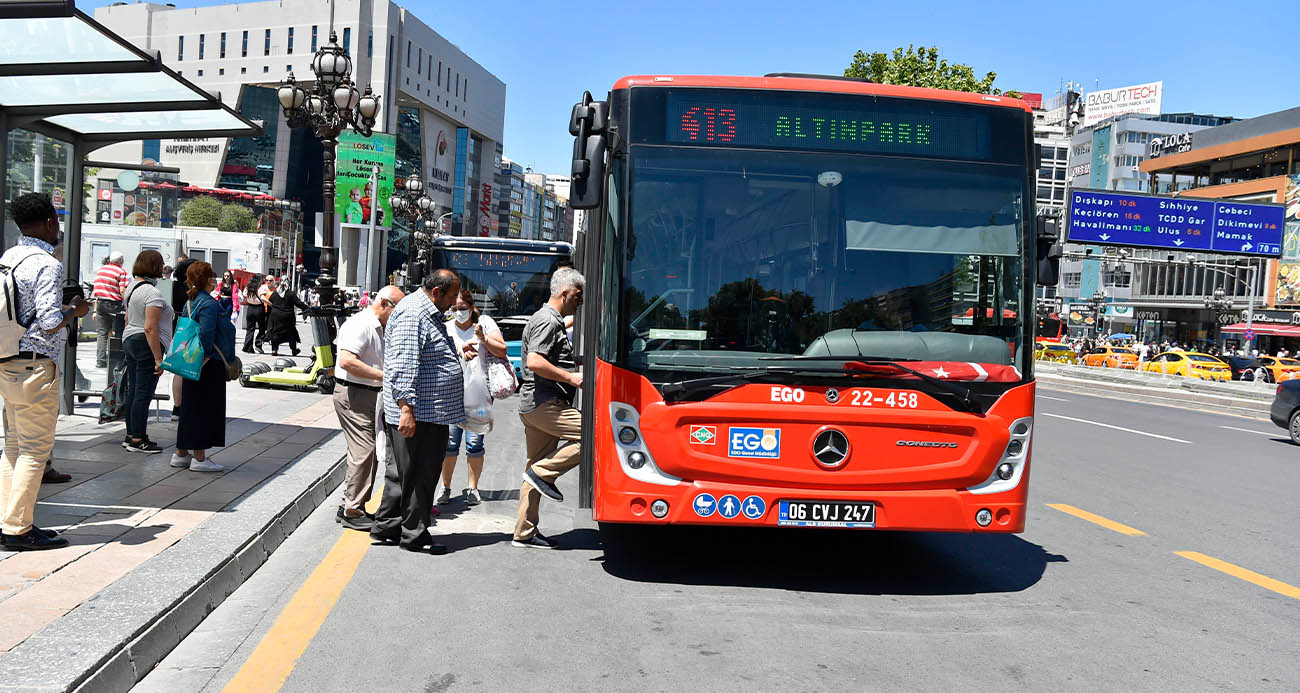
[
  {"xmin": 1067, "ymin": 188, "xmax": 1283, "ymax": 257},
  {"xmin": 664, "ymin": 93, "xmax": 991, "ymax": 160}
]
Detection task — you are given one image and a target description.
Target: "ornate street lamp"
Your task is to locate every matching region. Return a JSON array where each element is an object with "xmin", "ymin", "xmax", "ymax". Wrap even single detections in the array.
[
  {"xmin": 388, "ymin": 171, "xmax": 440, "ymax": 286},
  {"xmin": 276, "ymin": 27, "xmax": 380, "ymax": 306}
]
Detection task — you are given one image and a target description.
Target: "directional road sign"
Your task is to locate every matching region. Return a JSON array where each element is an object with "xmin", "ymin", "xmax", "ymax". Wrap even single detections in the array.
[{"xmin": 1067, "ymin": 188, "xmax": 1284, "ymax": 257}]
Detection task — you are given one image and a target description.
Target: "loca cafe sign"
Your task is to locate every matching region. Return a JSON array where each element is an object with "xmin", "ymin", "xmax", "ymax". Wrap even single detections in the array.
[{"xmin": 1149, "ymin": 132, "xmax": 1193, "ymax": 159}]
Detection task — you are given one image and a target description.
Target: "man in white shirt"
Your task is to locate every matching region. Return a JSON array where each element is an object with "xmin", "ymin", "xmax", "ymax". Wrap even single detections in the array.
[{"xmin": 332, "ymin": 284, "xmax": 403, "ymax": 531}]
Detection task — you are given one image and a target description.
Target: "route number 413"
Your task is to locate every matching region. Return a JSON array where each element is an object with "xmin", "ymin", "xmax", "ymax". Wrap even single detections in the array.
[{"xmin": 850, "ymin": 390, "xmax": 919, "ymax": 408}]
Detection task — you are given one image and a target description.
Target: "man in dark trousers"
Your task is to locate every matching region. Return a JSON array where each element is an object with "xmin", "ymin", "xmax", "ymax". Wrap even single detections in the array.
[{"xmin": 371, "ymin": 269, "xmax": 466, "ymax": 554}]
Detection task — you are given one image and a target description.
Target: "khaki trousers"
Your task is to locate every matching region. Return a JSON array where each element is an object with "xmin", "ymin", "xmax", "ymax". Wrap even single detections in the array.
[
  {"xmin": 333, "ymin": 384, "xmax": 378, "ymax": 516},
  {"xmin": 514, "ymin": 400, "xmax": 582, "ymax": 540},
  {"xmin": 0, "ymin": 358, "xmax": 59, "ymax": 535}
]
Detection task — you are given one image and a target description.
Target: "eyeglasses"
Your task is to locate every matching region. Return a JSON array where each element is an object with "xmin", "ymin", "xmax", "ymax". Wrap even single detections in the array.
[{"xmin": 378, "ymin": 299, "xmax": 395, "ymax": 308}]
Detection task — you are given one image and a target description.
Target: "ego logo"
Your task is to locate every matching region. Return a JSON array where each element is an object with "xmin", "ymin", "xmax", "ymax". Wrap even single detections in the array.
[
  {"xmin": 769, "ymin": 386, "xmax": 805, "ymax": 403},
  {"xmin": 728, "ymin": 427, "xmax": 781, "ymax": 459}
]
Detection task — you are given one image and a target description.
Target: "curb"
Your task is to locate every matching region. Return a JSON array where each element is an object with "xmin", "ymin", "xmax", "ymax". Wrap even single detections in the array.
[
  {"xmin": 0, "ymin": 433, "xmax": 347, "ymax": 693},
  {"xmin": 1037, "ymin": 371, "xmax": 1272, "ymax": 419}
]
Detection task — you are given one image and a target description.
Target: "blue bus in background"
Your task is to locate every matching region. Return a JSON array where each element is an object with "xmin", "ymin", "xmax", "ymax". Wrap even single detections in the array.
[{"xmin": 427, "ymin": 237, "xmax": 574, "ymax": 377}]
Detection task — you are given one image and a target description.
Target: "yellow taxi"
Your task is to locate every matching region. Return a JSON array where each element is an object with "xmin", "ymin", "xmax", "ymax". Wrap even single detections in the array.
[
  {"xmin": 1082, "ymin": 346, "xmax": 1140, "ymax": 370},
  {"xmin": 1255, "ymin": 356, "xmax": 1300, "ymax": 383},
  {"xmin": 1035, "ymin": 341, "xmax": 1076, "ymax": 364},
  {"xmin": 1140, "ymin": 351, "xmax": 1231, "ymax": 381}
]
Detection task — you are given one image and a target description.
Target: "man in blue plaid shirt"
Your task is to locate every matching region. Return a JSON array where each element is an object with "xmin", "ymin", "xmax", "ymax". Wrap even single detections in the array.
[{"xmin": 371, "ymin": 269, "xmax": 466, "ymax": 554}]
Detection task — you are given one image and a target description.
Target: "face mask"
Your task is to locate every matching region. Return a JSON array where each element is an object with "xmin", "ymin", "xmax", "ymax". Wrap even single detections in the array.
[{"xmin": 451, "ymin": 308, "xmax": 471, "ymax": 323}]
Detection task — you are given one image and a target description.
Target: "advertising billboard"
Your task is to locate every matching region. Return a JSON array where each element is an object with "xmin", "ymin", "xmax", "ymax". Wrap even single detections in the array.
[
  {"xmin": 1273, "ymin": 175, "xmax": 1300, "ymax": 305},
  {"xmin": 335, "ymin": 130, "xmax": 395, "ymax": 228},
  {"xmin": 1083, "ymin": 81, "xmax": 1163, "ymax": 128}
]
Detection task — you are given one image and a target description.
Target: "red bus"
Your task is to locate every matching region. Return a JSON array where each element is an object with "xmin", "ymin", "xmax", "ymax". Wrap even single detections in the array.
[
  {"xmin": 1037, "ymin": 314, "xmax": 1064, "ymax": 342},
  {"xmin": 567, "ymin": 74, "xmax": 1058, "ymax": 532}
]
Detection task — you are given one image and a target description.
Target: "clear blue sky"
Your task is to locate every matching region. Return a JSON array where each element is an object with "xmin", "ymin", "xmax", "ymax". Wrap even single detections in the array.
[{"xmin": 87, "ymin": 0, "xmax": 1290, "ymax": 176}]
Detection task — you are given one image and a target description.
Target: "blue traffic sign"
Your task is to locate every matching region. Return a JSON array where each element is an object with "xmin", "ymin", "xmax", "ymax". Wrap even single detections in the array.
[
  {"xmin": 1067, "ymin": 189, "xmax": 1283, "ymax": 257},
  {"xmin": 1243, "ymin": 329, "xmax": 1255, "ymax": 342},
  {"xmin": 741, "ymin": 495, "xmax": 767, "ymax": 520},
  {"xmin": 692, "ymin": 493, "xmax": 717, "ymax": 518},
  {"xmin": 717, "ymin": 494, "xmax": 742, "ymax": 519}
]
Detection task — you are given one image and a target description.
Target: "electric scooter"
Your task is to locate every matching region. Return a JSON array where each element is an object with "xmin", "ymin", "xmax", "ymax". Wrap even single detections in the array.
[{"xmin": 239, "ymin": 309, "xmax": 338, "ymax": 394}]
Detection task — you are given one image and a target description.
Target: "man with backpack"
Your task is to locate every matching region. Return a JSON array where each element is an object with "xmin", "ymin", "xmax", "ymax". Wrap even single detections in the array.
[{"xmin": 0, "ymin": 193, "xmax": 91, "ymax": 551}]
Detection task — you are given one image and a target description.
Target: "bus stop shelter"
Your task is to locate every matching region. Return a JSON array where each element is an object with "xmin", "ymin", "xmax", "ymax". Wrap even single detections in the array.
[{"xmin": 0, "ymin": 0, "xmax": 263, "ymax": 409}]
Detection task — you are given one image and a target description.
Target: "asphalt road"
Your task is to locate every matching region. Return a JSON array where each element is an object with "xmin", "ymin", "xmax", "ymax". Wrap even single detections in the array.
[{"xmin": 136, "ymin": 386, "xmax": 1300, "ymax": 691}]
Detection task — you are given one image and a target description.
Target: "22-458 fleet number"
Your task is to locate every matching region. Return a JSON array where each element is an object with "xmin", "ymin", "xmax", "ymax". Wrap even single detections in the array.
[{"xmin": 850, "ymin": 390, "xmax": 918, "ymax": 408}]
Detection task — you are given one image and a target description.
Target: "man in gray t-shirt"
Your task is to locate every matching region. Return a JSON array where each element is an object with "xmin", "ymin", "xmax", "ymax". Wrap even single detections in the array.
[{"xmin": 513, "ymin": 268, "xmax": 584, "ymax": 549}]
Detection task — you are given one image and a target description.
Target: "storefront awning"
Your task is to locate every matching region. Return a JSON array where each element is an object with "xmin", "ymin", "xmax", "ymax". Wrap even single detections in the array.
[{"xmin": 1220, "ymin": 322, "xmax": 1300, "ymax": 336}]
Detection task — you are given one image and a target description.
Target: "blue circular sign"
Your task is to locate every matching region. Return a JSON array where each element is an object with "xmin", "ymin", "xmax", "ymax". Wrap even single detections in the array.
[
  {"xmin": 741, "ymin": 495, "xmax": 767, "ymax": 520},
  {"xmin": 717, "ymin": 494, "xmax": 742, "ymax": 519},
  {"xmin": 1243, "ymin": 329, "xmax": 1256, "ymax": 341},
  {"xmin": 692, "ymin": 493, "xmax": 717, "ymax": 518}
]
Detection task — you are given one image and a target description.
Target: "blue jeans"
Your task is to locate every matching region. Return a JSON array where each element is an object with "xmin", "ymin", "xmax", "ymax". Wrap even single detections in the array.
[
  {"xmin": 445, "ymin": 425, "xmax": 486, "ymax": 456},
  {"xmin": 122, "ymin": 334, "xmax": 160, "ymax": 439}
]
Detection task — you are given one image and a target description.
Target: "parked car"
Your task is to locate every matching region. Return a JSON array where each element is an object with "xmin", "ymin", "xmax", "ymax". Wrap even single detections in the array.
[
  {"xmin": 1220, "ymin": 356, "xmax": 1262, "ymax": 381},
  {"xmin": 1082, "ymin": 346, "xmax": 1139, "ymax": 370},
  {"xmin": 1035, "ymin": 341, "xmax": 1076, "ymax": 364},
  {"xmin": 1269, "ymin": 379, "xmax": 1300, "ymax": 444},
  {"xmin": 1254, "ymin": 356, "xmax": 1300, "ymax": 384},
  {"xmin": 1140, "ymin": 351, "xmax": 1231, "ymax": 381}
]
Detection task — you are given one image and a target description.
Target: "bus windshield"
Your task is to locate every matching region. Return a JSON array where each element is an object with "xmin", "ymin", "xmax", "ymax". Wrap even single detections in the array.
[
  {"xmin": 618, "ymin": 146, "xmax": 1028, "ymax": 381},
  {"xmin": 428, "ymin": 247, "xmax": 565, "ymax": 325}
]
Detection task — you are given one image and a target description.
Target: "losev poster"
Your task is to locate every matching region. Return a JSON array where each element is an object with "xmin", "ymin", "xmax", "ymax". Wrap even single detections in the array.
[{"xmin": 335, "ymin": 129, "xmax": 396, "ymax": 228}]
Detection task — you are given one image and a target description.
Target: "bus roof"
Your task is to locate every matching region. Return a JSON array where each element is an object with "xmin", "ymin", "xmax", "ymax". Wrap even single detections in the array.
[
  {"xmin": 610, "ymin": 75, "xmax": 1033, "ymax": 114},
  {"xmin": 431, "ymin": 236, "xmax": 572, "ymax": 254}
]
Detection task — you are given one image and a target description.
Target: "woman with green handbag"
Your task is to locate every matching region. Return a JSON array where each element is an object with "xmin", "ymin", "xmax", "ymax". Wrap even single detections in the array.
[{"xmin": 169, "ymin": 262, "xmax": 236, "ymax": 473}]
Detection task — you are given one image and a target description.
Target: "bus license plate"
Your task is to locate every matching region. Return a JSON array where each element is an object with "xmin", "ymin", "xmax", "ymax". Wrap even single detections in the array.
[{"xmin": 778, "ymin": 501, "xmax": 875, "ymax": 528}]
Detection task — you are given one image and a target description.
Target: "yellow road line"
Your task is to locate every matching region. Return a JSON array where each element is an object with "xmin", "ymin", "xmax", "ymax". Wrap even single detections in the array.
[
  {"xmin": 1174, "ymin": 551, "xmax": 1300, "ymax": 600},
  {"xmin": 1046, "ymin": 503, "xmax": 1146, "ymax": 536},
  {"xmin": 223, "ymin": 490, "xmax": 383, "ymax": 692}
]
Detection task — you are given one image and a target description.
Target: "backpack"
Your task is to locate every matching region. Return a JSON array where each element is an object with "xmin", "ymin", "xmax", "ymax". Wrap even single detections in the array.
[{"xmin": 0, "ymin": 246, "xmax": 49, "ymax": 359}]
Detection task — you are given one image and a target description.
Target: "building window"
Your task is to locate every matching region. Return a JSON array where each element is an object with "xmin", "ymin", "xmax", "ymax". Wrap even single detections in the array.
[
  {"xmin": 311, "ymin": 25, "xmax": 318, "ymax": 52},
  {"xmin": 427, "ymin": 55, "xmax": 432, "ymax": 79},
  {"xmin": 263, "ymin": 65, "xmax": 269, "ymax": 73},
  {"xmin": 177, "ymin": 35, "xmax": 183, "ymax": 61},
  {"xmin": 464, "ymin": 78, "xmax": 467, "ymax": 102},
  {"xmin": 220, "ymin": 32, "xmax": 226, "ymax": 58},
  {"xmin": 264, "ymin": 29, "xmax": 270, "ymax": 56},
  {"xmin": 437, "ymin": 61, "xmax": 441, "ymax": 86},
  {"xmin": 219, "ymin": 68, "xmax": 224, "ymax": 75},
  {"xmin": 455, "ymin": 72, "xmax": 459, "ymax": 97},
  {"xmin": 446, "ymin": 66, "xmax": 451, "ymax": 91},
  {"xmin": 406, "ymin": 41, "xmax": 411, "ymax": 67},
  {"xmin": 287, "ymin": 27, "xmax": 294, "ymax": 54},
  {"xmin": 1063, "ymin": 272, "xmax": 1082, "ymax": 289},
  {"xmin": 367, "ymin": 31, "xmax": 372, "ymax": 58},
  {"xmin": 242, "ymin": 30, "xmax": 248, "ymax": 57},
  {"xmin": 241, "ymin": 66, "xmax": 247, "ymax": 74},
  {"xmin": 343, "ymin": 27, "xmax": 350, "ymax": 54},
  {"xmin": 197, "ymin": 69, "xmax": 204, "ymax": 76},
  {"xmin": 198, "ymin": 33, "xmax": 204, "ymax": 60},
  {"xmin": 285, "ymin": 64, "xmax": 291, "ymax": 72}
]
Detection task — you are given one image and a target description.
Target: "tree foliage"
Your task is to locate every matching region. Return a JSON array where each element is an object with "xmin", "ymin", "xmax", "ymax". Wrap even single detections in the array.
[
  {"xmin": 178, "ymin": 195, "xmax": 223, "ymax": 228},
  {"xmin": 218, "ymin": 203, "xmax": 257, "ymax": 234},
  {"xmin": 844, "ymin": 45, "xmax": 1019, "ymax": 96}
]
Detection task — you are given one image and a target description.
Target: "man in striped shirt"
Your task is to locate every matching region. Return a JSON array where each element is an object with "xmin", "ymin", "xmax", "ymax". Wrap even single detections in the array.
[{"xmin": 92, "ymin": 251, "xmax": 128, "ymax": 368}]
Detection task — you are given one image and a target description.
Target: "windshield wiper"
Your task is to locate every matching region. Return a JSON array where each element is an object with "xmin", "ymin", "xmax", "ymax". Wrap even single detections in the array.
[
  {"xmin": 759, "ymin": 355, "xmax": 985, "ymax": 414},
  {"xmin": 659, "ymin": 365, "xmax": 856, "ymax": 402}
]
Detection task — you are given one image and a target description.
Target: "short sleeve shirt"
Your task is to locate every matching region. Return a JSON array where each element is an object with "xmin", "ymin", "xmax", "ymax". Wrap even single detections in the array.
[
  {"xmin": 121, "ymin": 280, "xmax": 175, "ymax": 349},
  {"xmin": 335, "ymin": 308, "xmax": 384, "ymax": 387},
  {"xmin": 448, "ymin": 314, "xmax": 501, "ymax": 355},
  {"xmin": 519, "ymin": 305, "xmax": 576, "ymax": 414}
]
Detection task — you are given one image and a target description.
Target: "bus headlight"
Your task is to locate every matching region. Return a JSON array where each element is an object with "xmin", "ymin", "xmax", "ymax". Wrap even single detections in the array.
[
  {"xmin": 628, "ymin": 451, "xmax": 647, "ymax": 469},
  {"xmin": 608, "ymin": 402, "xmax": 681, "ymax": 487},
  {"xmin": 967, "ymin": 416, "xmax": 1032, "ymax": 495},
  {"xmin": 618, "ymin": 426, "xmax": 639, "ymax": 445}
]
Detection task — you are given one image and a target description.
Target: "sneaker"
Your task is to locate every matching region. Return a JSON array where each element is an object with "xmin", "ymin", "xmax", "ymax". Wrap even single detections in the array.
[
  {"xmin": 339, "ymin": 513, "xmax": 373, "ymax": 532},
  {"xmin": 170, "ymin": 407, "xmax": 180, "ymax": 421},
  {"xmin": 523, "ymin": 468, "xmax": 563, "ymax": 502},
  {"xmin": 511, "ymin": 535, "xmax": 556, "ymax": 549},
  {"xmin": 1, "ymin": 527, "xmax": 68, "ymax": 551},
  {"xmin": 188, "ymin": 458, "xmax": 225, "ymax": 473},
  {"xmin": 464, "ymin": 488, "xmax": 481, "ymax": 506},
  {"xmin": 124, "ymin": 438, "xmax": 164, "ymax": 454},
  {"xmin": 436, "ymin": 487, "xmax": 452, "ymax": 505},
  {"xmin": 170, "ymin": 452, "xmax": 192, "ymax": 468}
]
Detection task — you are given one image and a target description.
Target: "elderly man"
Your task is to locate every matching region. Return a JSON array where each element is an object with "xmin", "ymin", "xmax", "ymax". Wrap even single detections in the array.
[
  {"xmin": 371, "ymin": 270, "xmax": 466, "ymax": 554},
  {"xmin": 0, "ymin": 193, "xmax": 91, "ymax": 551},
  {"xmin": 91, "ymin": 250, "xmax": 128, "ymax": 368},
  {"xmin": 512, "ymin": 267, "xmax": 585, "ymax": 549},
  {"xmin": 333, "ymin": 284, "xmax": 404, "ymax": 531}
]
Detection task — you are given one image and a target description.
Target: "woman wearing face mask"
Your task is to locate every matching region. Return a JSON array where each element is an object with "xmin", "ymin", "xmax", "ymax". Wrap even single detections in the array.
[{"xmin": 438, "ymin": 288, "xmax": 508, "ymax": 506}]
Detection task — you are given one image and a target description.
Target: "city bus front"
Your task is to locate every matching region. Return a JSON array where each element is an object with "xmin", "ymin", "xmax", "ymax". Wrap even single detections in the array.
[{"xmin": 574, "ymin": 76, "xmax": 1041, "ymax": 532}]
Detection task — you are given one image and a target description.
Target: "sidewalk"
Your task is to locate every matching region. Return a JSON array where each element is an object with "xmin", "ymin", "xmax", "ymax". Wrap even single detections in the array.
[{"xmin": 0, "ymin": 322, "xmax": 347, "ymax": 692}]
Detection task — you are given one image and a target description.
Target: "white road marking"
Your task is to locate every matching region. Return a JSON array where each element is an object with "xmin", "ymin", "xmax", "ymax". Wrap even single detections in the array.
[
  {"xmin": 1218, "ymin": 425, "xmax": 1277, "ymax": 436},
  {"xmin": 1037, "ymin": 395, "xmax": 1070, "ymax": 402},
  {"xmin": 1040, "ymin": 412, "xmax": 1192, "ymax": 444}
]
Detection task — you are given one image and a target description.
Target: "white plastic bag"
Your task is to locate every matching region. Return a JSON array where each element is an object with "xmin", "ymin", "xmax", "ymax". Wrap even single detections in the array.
[
  {"xmin": 482, "ymin": 350, "xmax": 518, "ymax": 400},
  {"xmin": 462, "ymin": 355, "xmax": 493, "ymax": 434}
]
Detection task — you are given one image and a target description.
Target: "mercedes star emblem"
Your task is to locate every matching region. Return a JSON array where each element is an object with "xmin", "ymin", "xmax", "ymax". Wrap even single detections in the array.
[
  {"xmin": 825, "ymin": 388, "xmax": 840, "ymax": 403},
  {"xmin": 812, "ymin": 429, "xmax": 850, "ymax": 468}
]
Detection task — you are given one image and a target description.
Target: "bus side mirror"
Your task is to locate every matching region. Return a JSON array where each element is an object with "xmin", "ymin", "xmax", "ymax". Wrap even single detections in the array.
[
  {"xmin": 569, "ymin": 91, "xmax": 608, "ymax": 210},
  {"xmin": 1036, "ymin": 215, "xmax": 1062, "ymax": 287}
]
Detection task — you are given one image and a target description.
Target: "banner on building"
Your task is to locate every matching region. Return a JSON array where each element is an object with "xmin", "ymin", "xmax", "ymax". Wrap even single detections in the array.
[
  {"xmin": 1273, "ymin": 175, "xmax": 1300, "ymax": 306},
  {"xmin": 1083, "ymin": 81, "xmax": 1162, "ymax": 128},
  {"xmin": 335, "ymin": 130, "xmax": 396, "ymax": 228}
]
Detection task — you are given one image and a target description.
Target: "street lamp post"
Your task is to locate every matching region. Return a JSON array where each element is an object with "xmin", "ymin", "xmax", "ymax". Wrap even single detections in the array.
[
  {"xmin": 388, "ymin": 172, "xmax": 439, "ymax": 289},
  {"xmin": 276, "ymin": 27, "xmax": 380, "ymax": 306}
]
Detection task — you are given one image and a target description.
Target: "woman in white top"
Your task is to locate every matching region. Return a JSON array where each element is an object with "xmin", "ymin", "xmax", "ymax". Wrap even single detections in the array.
[
  {"xmin": 120, "ymin": 250, "xmax": 176, "ymax": 454},
  {"xmin": 439, "ymin": 288, "xmax": 508, "ymax": 506}
]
